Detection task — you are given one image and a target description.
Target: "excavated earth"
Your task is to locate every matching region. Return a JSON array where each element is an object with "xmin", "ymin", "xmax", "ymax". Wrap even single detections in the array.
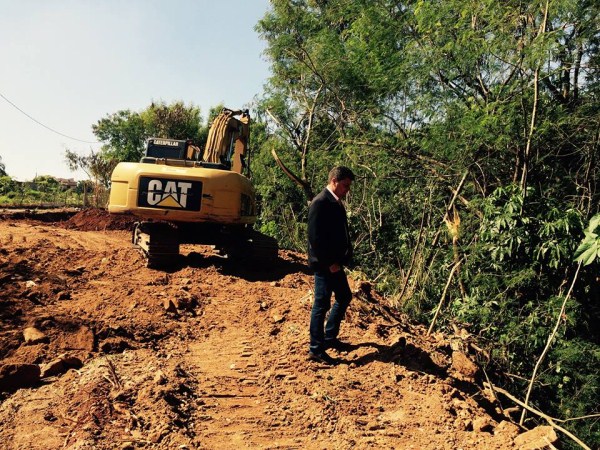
[{"xmin": 0, "ymin": 208, "xmax": 538, "ymax": 449}]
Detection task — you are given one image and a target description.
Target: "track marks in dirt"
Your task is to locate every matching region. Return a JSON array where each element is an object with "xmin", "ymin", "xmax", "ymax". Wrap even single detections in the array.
[
  {"xmin": 187, "ymin": 321, "xmax": 302, "ymax": 448},
  {"xmin": 1, "ymin": 223, "xmax": 128, "ymax": 251}
]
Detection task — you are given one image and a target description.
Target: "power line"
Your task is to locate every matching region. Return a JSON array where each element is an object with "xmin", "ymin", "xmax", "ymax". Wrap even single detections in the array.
[{"xmin": 0, "ymin": 91, "xmax": 100, "ymax": 144}]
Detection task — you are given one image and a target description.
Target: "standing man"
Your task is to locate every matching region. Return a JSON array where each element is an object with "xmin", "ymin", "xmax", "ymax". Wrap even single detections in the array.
[{"xmin": 307, "ymin": 166, "xmax": 355, "ymax": 365}]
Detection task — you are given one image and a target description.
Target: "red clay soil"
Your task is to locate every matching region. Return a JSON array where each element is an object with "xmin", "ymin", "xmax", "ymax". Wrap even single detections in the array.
[
  {"xmin": 0, "ymin": 209, "xmax": 534, "ymax": 449},
  {"xmin": 61, "ymin": 207, "xmax": 138, "ymax": 231}
]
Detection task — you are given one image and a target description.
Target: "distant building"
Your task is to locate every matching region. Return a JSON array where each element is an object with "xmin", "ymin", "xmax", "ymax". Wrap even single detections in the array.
[{"xmin": 54, "ymin": 177, "xmax": 77, "ymax": 189}]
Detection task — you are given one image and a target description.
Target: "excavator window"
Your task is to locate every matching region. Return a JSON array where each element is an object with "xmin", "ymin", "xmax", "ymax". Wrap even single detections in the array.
[{"xmin": 144, "ymin": 139, "xmax": 187, "ymax": 159}]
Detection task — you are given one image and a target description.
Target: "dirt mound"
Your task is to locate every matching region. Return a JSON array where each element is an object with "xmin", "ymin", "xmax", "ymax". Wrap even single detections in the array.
[
  {"xmin": 0, "ymin": 207, "xmax": 79, "ymax": 223},
  {"xmin": 0, "ymin": 217, "xmax": 537, "ymax": 449},
  {"xmin": 62, "ymin": 208, "xmax": 137, "ymax": 231}
]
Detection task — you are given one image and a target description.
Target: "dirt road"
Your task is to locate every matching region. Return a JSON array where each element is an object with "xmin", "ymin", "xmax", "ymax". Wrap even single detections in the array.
[{"xmin": 0, "ymin": 210, "xmax": 526, "ymax": 449}]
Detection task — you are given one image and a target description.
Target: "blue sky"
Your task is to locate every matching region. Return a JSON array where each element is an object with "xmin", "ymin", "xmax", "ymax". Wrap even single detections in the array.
[{"xmin": 0, "ymin": 0, "xmax": 271, "ymax": 181}]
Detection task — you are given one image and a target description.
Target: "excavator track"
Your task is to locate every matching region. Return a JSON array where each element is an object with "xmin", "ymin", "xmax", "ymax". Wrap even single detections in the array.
[
  {"xmin": 217, "ymin": 229, "xmax": 278, "ymax": 266},
  {"xmin": 247, "ymin": 230, "xmax": 279, "ymax": 265},
  {"xmin": 132, "ymin": 222, "xmax": 180, "ymax": 268}
]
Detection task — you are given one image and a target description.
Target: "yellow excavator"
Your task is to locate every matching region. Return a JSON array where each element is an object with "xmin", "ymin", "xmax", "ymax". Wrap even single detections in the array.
[{"xmin": 108, "ymin": 108, "xmax": 277, "ymax": 268}]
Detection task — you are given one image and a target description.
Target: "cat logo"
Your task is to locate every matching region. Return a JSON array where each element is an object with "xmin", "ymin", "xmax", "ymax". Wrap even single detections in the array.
[
  {"xmin": 138, "ymin": 176, "xmax": 202, "ymax": 211},
  {"xmin": 153, "ymin": 139, "xmax": 180, "ymax": 147},
  {"xmin": 147, "ymin": 179, "xmax": 191, "ymax": 208}
]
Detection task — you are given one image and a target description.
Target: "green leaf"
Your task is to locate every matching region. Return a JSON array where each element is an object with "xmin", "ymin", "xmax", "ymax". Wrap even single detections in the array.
[
  {"xmin": 573, "ymin": 241, "xmax": 599, "ymax": 266},
  {"xmin": 587, "ymin": 213, "xmax": 600, "ymax": 234}
]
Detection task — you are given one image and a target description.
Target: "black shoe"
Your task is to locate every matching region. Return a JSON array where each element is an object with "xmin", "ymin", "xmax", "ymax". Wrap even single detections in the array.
[
  {"xmin": 308, "ymin": 351, "xmax": 340, "ymax": 366},
  {"xmin": 324, "ymin": 338, "xmax": 353, "ymax": 351}
]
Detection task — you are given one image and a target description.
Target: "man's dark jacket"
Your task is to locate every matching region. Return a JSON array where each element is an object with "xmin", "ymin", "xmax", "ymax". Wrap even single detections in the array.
[{"xmin": 307, "ymin": 188, "xmax": 352, "ymax": 272}]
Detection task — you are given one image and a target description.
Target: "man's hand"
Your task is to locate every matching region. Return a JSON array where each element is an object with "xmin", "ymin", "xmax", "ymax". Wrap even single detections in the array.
[{"xmin": 329, "ymin": 263, "xmax": 341, "ymax": 273}]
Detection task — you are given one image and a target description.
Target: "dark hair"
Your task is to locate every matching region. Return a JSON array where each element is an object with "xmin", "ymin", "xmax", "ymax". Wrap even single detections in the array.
[{"xmin": 328, "ymin": 166, "xmax": 355, "ymax": 182}]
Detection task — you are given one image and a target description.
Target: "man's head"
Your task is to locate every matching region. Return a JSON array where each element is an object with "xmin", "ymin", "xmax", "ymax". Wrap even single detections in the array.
[{"xmin": 327, "ymin": 166, "xmax": 355, "ymax": 199}]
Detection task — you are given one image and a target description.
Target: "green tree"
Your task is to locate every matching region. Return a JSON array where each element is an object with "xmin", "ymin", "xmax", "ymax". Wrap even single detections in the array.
[
  {"xmin": 92, "ymin": 110, "xmax": 146, "ymax": 162},
  {"xmin": 65, "ymin": 148, "xmax": 117, "ymax": 189},
  {"xmin": 92, "ymin": 100, "xmax": 204, "ymax": 162},
  {"xmin": 65, "ymin": 148, "xmax": 118, "ymax": 208},
  {"xmin": 0, "ymin": 175, "xmax": 15, "ymax": 194},
  {"xmin": 32, "ymin": 175, "xmax": 60, "ymax": 191},
  {"xmin": 141, "ymin": 101, "xmax": 202, "ymax": 143}
]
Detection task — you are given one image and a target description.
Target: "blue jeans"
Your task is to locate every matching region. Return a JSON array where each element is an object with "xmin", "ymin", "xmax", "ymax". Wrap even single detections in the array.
[{"xmin": 309, "ymin": 269, "xmax": 352, "ymax": 354}]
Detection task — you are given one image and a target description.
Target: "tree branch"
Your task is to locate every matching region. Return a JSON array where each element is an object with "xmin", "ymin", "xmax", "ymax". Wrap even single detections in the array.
[
  {"xmin": 489, "ymin": 383, "xmax": 592, "ymax": 450},
  {"xmin": 427, "ymin": 258, "xmax": 463, "ymax": 335},
  {"xmin": 520, "ymin": 262, "xmax": 582, "ymax": 425},
  {"xmin": 520, "ymin": 0, "xmax": 550, "ymax": 200},
  {"xmin": 340, "ymin": 140, "xmax": 450, "ymax": 170},
  {"xmin": 270, "ymin": 148, "xmax": 314, "ymax": 201}
]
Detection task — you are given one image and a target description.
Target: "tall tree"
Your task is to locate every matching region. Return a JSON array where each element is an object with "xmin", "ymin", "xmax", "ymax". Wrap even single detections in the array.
[
  {"xmin": 141, "ymin": 101, "xmax": 202, "ymax": 145},
  {"xmin": 258, "ymin": 0, "xmax": 600, "ymax": 199},
  {"xmin": 92, "ymin": 110, "xmax": 146, "ymax": 162},
  {"xmin": 92, "ymin": 100, "xmax": 204, "ymax": 162}
]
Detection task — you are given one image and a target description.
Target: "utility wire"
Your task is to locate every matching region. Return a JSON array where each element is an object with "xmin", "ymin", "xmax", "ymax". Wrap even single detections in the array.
[{"xmin": 0, "ymin": 91, "xmax": 100, "ymax": 144}]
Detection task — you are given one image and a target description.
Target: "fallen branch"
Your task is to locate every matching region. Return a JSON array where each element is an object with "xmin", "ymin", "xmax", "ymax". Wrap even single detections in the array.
[
  {"xmin": 202, "ymin": 393, "xmax": 257, "ymax": 398},
  {"xmin": 102, "ymin": 357, "xmax": 122, "ymax": 390},
  {"xmin": 481, "ymin": 367, "xmax": 504, "ymax": 415},
  {"xmin": 396, "ymin": 191, "xmax": 429, "ymax": 304},
  {"xmin": 559, "ymin": 414, "xmax": 600, "ymax": 423},
  {"xmin": 487, "ymin": 383, "xmax": 591, "ymax": 450},
  {"xmin": 520, "ymin": 262, "xmax": 582, "ymax": 425},
  {"xmin": 427, "ymin": 258, "xmax": 463, "ymax": 335}
]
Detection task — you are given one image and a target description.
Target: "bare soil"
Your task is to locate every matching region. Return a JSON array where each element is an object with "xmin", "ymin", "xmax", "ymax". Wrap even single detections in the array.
[{"xmin": 0, "ymin": 209, "xmax": 525, "ymax": 449}]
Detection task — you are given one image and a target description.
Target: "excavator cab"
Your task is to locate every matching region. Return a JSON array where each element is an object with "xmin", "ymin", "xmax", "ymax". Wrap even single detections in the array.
[{"xmin": 139, "ymin": 108, "xmax": 250, "ymax": 173}]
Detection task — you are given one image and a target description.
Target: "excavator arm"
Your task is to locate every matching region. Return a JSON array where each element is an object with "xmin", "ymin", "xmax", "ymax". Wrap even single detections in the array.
[{"xmin": 203, "ymin": 109, "xmax": 250, "ymax": 174}]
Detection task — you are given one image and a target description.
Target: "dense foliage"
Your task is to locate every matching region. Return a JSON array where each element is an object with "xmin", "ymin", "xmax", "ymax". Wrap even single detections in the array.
[{"xmin": 253, "ymin": 0, "xmax": 600, "ymax": 446}]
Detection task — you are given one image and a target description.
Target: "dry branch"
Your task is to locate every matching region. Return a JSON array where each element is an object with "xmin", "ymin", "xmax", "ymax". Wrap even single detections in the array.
[
  {"xmin": 488, "ymin": 383, "xmax": 591, "ymax": 450},
  {"xmin": 270, "ymin": 148, "xmax": 314, "ymax": 201},
  {"xmin": 519, "ymin": 0, "xmax": 549, "ymax": 200},
  {"xmin": 396, "ymin": 192, "xmax": 429, "ymax": 305},
  {"xmin": 520, "ymin": 262, "xmax": 582, "ymax": 425},
  {"xmin": 427, "ymin": 258, "xmax": 463, "ymax": 335},
  {"xmin": 340, "ymin": 139, "xmax": 450, "ymax": 170}
]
